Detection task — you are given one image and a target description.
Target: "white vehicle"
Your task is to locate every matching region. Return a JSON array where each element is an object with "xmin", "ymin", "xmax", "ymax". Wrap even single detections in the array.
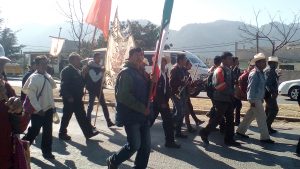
[
  {"xmin": 144, "ymin": 50, "xmax": 209, "ymax": 96},
  {"xmin": 278, "ymin": 79, "xmax": 300, "ymax": 100}
]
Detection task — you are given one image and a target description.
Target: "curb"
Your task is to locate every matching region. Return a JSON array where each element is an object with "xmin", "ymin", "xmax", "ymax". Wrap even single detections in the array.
[{"xmin": 54, "ymin": 98, "xmax": 300, "ymax": 122}]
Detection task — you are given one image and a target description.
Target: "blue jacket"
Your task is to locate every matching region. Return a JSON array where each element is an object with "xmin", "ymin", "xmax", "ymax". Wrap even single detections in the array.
[
  {"xmin": 115, "ymin": 62, "xmax": 150, "ymax": 126},
  {"xmin": 247, "ymin": 67, "xmax": 266, "ymax": 102}
]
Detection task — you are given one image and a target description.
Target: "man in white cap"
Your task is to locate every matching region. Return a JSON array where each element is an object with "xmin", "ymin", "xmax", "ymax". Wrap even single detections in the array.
[
  {"xmin": 264, "ymin": 56, "xmax": 279, "ymax": 134},
  {"xmin": 236, "ymin": 53, "xmax": 274, "ymax": 144}
]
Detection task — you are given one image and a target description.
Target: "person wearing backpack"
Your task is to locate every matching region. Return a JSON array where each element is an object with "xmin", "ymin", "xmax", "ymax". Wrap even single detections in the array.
[
  {"xmin": 206, "ymin": 55, "xmax": 225, "ymax": 132},
  {"xmin": 199, "ymin": 52, "xmax": 240, "ymax": 146},
  {"xmin": 84, "ymin": 53, "xmax": 114, "ymax": 127},
  {"xmin": 22, "ymin": 55, "xmax": 57, "ymax": 159}
]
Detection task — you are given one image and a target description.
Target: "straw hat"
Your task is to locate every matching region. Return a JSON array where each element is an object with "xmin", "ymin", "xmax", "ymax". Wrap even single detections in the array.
[
  {"xmin": 251, "ymin": 53, "xmax": 266, "ymax": 64},
  {"xmin": 268, "ymin": 56, "xmax": 279, "ymax": 62}
]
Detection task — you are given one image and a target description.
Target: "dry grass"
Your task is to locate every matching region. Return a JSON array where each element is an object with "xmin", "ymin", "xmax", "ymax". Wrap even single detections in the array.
[{"xmin": 12, "ymin": 86, "xmax": 300, "ymax": 118}]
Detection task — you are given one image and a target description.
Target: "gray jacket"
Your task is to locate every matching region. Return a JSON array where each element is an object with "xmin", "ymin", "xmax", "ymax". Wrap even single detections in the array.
[{"xmin": 247, "ymin": 67, "xmax": 266, "ymax": 102}]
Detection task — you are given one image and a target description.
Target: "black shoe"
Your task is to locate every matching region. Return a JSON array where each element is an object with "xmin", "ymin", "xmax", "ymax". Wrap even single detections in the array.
[
  {"xmin": 106, "ymin": 156, "xmax": 118, "ymax": 169},
  {"xmin": 269, "ymin": 128, "xmax": 277, "ymax": 134},
  {"xmin": 107, "ymin": 121, "xmax": 115, "ymax": 128},
  {"xmin": 165, "ymin": 142, "xmax": 181, "ymax": 149},
  {"xmin": 87, "ymin": 131, "xmax": 100, "ymax": 139},
  {"xmin": 195, "ymin": 119, "xmax": 204, "ymax": 126},
  {"xmin": 59, "ymin": 133, "xmax": 71, "ymax": 141},
  {"xmin": 175, "ymin": 133, "xmax": 188, "ymax": 139},
  {"xmin": 234, "ymin": 122, "xmax": 240, "ymax": 126},
  {"xmin": 236, "ymin": 132, "xmax": 250, "ymax": 139},
  {"xmin": 188, "ymin": 127, "xmax": 197, "ymax": 133},
  {"xmin": 43, "ymin": 153, "xmax": 55, "ymax": 159},
  {"xmin": 260, "ymin": 139, "xmax": 275, "ymax": 144},
  {"xmin": 199, "ymin": 130, "xmax": 209, "ymax": 145},
  {"xmin": 224, "ymin": 140, "xmax": 241, "ymax": 147}
]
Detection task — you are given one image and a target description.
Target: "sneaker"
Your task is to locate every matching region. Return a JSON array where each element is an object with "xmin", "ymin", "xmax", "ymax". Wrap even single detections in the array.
[
  {"xmin": 59, "ymin": 133, "xmax": 71, "ymax": 141},
  {"xmin": 236, "ymin": 132, "xmax": 250, "ymax": 139},
  {"xmin": 107, "ymin": 121, "xmax": 115, "ymax": 128},
  {"xmin": 87, "ymin": 131, "xmax": 100, "ymax": 139},
  {"xmin": 43, "ymin": 153, "xmax": 55, "ymax": 159},
  {"xmin": 199, "ymin": 130, "xmax": 209, "ymax": 145},
  {"xmin": 269, "ymin": 128, "xmax": 277, "ymax": 134},
  {"xmin": 175, "ymin": 133, "xmax": 188, "ymax": 139},
  {"xmin": 260, "ymin": 139, "xmax": 275, "ymax": 144},
  {"xmin": 106, "ymin": 156, "xmax": 118, "ymax": 169},
  {"xmin": 224, "ymin": 140, "xmax": 241, "ymax": 147},
  {"xmin": 165, "ymin": 142, "xmax": 181, "ymax": 149}
]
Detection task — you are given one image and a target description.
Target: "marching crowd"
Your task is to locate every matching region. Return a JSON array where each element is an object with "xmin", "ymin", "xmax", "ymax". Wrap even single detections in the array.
[{"xmin": 0, "ymin": 45, "xmax": 300, "ymax": 169}]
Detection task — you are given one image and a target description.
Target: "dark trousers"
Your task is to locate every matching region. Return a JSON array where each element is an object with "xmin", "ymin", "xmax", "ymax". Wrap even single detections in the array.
[
  {"xmin": 185, "ymin": 97, "xmax": 201, "ymax": 127},
  {"xmin": 265, "ymin": 97, "xmax": 279, "ymax": 129},
  {"xmin": 171, "ymin": 96, "xmax": 186, "ymax": 135},
  {"xmin": 23, "ymin": 109, "xmax": 53, "ymax": 155},
  {"xmin": 208, "ymin": 99, "xmax": 225, "ymax": 131},
  {"xmin": 111, "ymin": 122, "xmax": 151, "ymax": 169},
  {"xmin": 297, "ymin": 137, "xmax": 300, "ymax": 154},
  {"xmin": 151, "ymin": 103, "xmax": 175, "ymax": 144},
  {"xmin": 233, "ymin": 98, "xmax": 242, "ymax": 124},
  {"xmin": 86, "ymin": 90, "xmax": 111, "ymax": 124},
  {"xmin": 202, "ymin": 100, "xmax": 235, "ymax": 141},
  {"xmin": 59, "ymin": 98, "xmax": 93, "ymax": 138}
]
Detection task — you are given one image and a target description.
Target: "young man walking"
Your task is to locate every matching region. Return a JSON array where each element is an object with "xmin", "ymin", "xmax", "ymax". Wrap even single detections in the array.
[
  {"xmin": 199, "ymin": 52, "xmax": 240, "ymax": 146},
  {"xmin": 85, "ymin": 53, "xmax": 114, "ymax": 127},
  {"xmin": 107, "ymin": 47, "xmax": 155, "ymax": 169}
]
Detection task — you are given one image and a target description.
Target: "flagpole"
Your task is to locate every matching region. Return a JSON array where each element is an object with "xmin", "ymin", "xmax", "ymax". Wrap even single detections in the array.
[{"xmin": 147, "ymin": 26, "xmax": 165, "ymax": 109}]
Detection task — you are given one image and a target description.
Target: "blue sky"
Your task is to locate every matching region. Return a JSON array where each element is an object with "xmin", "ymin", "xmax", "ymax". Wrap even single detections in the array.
[{"xmin": 0, "ymin": 0, "xmax": 299, "ymax": 30}]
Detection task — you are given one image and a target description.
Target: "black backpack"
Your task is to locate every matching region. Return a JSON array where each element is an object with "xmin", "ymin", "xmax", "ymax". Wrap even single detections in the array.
[{"xmin": 206, "ymin": 72, "xmax": 214, "ymax": 98}]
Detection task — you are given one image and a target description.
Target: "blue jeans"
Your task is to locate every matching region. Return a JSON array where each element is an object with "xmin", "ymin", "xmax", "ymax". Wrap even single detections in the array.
[
  {"xmin": 110, "ymin": 122, "xmax": 151, "ymax": 169},
  {"xmin": 86, "ymin": 90, "xmax": 111, "ymax": 124}
]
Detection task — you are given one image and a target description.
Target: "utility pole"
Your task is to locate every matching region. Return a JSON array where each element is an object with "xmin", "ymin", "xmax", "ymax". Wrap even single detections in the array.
[
  {"xmin": 235, "ymin": 42, "xmax": 238, "ymax": 57},
  {"xmin": 256, "ymin": 32, "xmax": 259, "ymax": 54}
]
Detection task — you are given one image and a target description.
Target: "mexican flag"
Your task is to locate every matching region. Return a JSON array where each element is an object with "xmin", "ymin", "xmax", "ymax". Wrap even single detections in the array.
[{"xmin": 150, "ymin": 0, "xmax": 174, "ymax": 99}]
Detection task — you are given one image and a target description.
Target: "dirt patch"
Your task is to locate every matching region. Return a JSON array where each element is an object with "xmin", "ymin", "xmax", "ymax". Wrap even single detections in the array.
[{"xmin": 12, "ymin": 86, "xmax": 300, "ymax": 118}]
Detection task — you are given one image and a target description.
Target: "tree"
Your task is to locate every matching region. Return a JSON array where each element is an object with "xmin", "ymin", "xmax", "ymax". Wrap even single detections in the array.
[
  {"xmin": 57, "ymin": 0, "xmax": 92, "ymax": 54},
  {"xmin": 239, "ymin": 10, "xmax": 300, "ymax": 56},
  {"xmin": 125, "ymin": 21, "xmax": 160, "ymax": 50}
]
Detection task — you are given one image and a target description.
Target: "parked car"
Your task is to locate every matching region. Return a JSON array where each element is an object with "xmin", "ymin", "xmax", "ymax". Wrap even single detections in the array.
[
  {"xmin": 278, "ymin": 79, "xmax": 300, "ymax": 100},
  {"xmin": 144, "ymin": 50, "xmax": 209, "ymax": 96}
]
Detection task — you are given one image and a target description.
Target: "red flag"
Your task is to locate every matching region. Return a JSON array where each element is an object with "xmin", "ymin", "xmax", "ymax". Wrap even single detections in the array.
[{"xmin": 85, "ymin": 0, "xmax": 112, "ymax": 40}]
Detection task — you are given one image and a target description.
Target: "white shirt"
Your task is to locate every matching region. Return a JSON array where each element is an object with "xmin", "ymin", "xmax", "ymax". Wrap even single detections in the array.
[{"xmin": 22, "ymin": 72, "xmax": 57, "ymax": 114}]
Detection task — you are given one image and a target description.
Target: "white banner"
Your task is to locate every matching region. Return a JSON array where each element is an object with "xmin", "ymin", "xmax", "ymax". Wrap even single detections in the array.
[
  {"xmin": 104, "ymin": 10, "xmax": 135, "ymax": 89},
  {"xmin": 50, "ymin": 38, "xmax": 65, "ymax": 57}
]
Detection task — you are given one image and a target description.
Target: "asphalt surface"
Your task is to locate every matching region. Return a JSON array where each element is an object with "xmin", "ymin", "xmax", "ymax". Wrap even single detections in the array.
[{"xmin": 25, "ymin": 102, "xmax": 300, "ymax": 169}]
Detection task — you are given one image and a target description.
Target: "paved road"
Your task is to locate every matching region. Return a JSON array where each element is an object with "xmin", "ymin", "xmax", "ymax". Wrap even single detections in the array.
[{"xmin": 26, "ymin": 103, "xmax": 300, "ymax": 169}]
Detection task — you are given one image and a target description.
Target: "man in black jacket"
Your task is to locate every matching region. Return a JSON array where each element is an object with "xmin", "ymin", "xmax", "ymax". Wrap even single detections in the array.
[
  {"xmin": 59, "ymin": 52, "xmax": 99, "ymax": 141},
  {"xmin": 85, "ymin": 53, "xmax": 114, "ymax": 127},
  {"xmin": 264, "ymin": 56, "xmax": 279, "ymax": 134},
  {"xmin": 151, "ymin": 57, "xmax": 180, "ymax": 148}
]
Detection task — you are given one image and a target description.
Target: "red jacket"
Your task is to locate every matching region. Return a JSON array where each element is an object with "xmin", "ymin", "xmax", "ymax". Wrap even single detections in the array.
[{"xmin": 0, "ymin": 82, "xmax": 27, "ymax": 168}]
